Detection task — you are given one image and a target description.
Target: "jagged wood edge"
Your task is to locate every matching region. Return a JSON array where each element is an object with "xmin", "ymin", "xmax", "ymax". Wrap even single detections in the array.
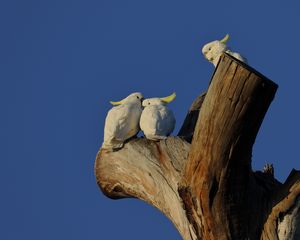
[{"xmin": 95, "ymin": 53, "xmax": 300, "ymax": 240}]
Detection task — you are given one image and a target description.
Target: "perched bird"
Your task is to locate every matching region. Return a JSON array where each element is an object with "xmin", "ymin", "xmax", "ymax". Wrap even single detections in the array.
[
  {"xmin": 102, "ymin": 92, "xmax": 144, "ymax": 150},
  {"xmin": 140, "ymin": 92, "xmax": 176, "ymax": 140},
  {"xmin": 202, "ymin": 34, "xmax": 247, "ymax": 67}
]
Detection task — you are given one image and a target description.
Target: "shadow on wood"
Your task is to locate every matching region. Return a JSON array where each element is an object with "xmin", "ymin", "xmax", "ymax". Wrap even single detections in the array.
[{"xmin": 95, "ymin": 53, "xmax": 300, "ymax": 240}]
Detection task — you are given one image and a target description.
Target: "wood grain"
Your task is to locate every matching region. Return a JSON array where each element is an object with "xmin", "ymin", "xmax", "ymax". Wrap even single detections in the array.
[
  {"xmin": 95, "ymin": 53, "xmax": 300, "ymax": 240},
  {"xmin": 95, "ymin": 137, "xmax": 196, "ymax": 240}
]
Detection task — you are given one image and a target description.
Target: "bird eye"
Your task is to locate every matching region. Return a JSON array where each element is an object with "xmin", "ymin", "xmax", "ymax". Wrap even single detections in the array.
[
  {"xmin": 136, "ymin": 96, "xmax": 140, "ymax": 99},
  {"xmin": 148, "ymin": 102, "xmax": 150, "ymax": 105},
  {"xmin": 208, "ymin": 47, "xmax": 211, "ymax": 51}
]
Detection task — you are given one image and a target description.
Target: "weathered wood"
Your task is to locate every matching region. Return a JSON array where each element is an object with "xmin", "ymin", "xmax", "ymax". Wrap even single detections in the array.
[
  {"xmin": 261, "ymin": 169, "xmax": 300, "ymax": 240},
  {"xmin": 179, "ymin": 53, "xmax": 278, "ymax": 239},
  {"xmin": 178, "ymin": 93, "xmax": 206, "ymax": 142},
  {"xmin": 95, "ymin": 53, "xmax": 300, "ymax": 240},
  {"xmin": 95, "ymin": 137, "xmax": 196, "ymax": 240}
]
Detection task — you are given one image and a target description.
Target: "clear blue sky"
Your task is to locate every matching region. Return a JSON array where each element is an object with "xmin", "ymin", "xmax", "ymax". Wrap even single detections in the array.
[{"xmin": 1, "ymin": 0, "xmax": 300, "ymax": 239}]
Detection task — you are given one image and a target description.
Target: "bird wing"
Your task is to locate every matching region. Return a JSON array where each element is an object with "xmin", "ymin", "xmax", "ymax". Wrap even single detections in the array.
[
  {"xmin": 104, "ymin": 104, "xmax": 131, "ymax": 142},
  {"xmin": 156, "ymin": 106, "xmax": 175, "ymax": 135},
  {"xmin": 116, "ymin": 103, "xmax": 142, "ymax": 140}
]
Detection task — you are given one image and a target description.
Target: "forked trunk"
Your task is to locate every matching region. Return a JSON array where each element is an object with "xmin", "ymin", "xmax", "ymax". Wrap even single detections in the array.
[{"xmin": 95, "ymin": 54, "xmax": 300, "ymax": 240}]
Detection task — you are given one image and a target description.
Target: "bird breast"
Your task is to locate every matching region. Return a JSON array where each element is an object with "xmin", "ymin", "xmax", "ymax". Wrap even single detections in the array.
[{"xmin": 140, "ymin": 105, "xmax": 175, "ymax": 135}]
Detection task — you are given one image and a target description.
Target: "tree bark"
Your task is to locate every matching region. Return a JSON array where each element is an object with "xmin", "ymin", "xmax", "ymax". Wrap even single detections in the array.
[{"xmin": 95, "ymin": 53, "xmax": 300, "ymax": 239}]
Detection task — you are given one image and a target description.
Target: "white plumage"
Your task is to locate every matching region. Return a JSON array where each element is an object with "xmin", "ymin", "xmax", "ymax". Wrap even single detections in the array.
[
  {"xmin": 140, "ymin": 93, "xmax": 176, "ymax": 140},
  {"xmin": 102, "ymin": 92, "xmax": 143, "ymax": 149},
  {"xmin": 202, "ymin": 34, "xmax": 247, "ymax": 67}
]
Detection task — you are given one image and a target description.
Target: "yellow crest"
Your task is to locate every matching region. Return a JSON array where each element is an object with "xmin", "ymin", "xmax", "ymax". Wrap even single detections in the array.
[
  {"xmin": 220, "ymin": 34, "xmax": 230, "ymax": 44},
  {"xmin": 160, "ymin": 92, "xmax": 176, "ymax": 103}
]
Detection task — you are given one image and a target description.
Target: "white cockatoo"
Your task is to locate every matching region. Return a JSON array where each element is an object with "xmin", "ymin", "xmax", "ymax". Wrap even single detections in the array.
[
  {"xmin": 140, "ymin": 92, "xmax": 176, "ymax": 140},
  {"xmin": 202, "ymin": 34, "xmax": 247, "ymax": 67},
  {"xmin": 102, "ymin": 92, "xmax": 144, "ymax": 150}
]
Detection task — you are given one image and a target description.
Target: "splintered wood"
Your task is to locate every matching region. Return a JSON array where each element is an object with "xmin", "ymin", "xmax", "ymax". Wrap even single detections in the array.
[{"xmin": 95, "ymin": 54, "xmax": 300, "ymax": 240}]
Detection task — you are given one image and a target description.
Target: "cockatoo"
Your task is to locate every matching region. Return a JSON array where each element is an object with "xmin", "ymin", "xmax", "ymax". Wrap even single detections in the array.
[
  {"xmin": 202, "ymin": 34, "xmax": 247, "ymax": 67},
  {"xmin": 140, "ymin": 92, "xmax": 176, "ymax": 140},
  {"xmin": 102, "ymin": 92, "xmax": 144, "ymax": 150}
]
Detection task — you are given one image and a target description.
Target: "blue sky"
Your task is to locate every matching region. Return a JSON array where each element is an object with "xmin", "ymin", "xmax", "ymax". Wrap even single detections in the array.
[{"xmin": 1, "ymin": 0, "xmax": 300, "ymax": 239}]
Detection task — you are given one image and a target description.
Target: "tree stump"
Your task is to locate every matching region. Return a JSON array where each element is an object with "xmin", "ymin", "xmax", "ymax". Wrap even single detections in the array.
[{"xmin": 95, "ymin": 53, "xmax": 300, "ymax": 240}]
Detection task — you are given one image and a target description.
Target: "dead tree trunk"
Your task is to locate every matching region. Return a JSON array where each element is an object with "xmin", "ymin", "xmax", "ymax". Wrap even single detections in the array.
[{"xmin": 95, "ymin": 53, "xmax": 300, "ymax": 240}]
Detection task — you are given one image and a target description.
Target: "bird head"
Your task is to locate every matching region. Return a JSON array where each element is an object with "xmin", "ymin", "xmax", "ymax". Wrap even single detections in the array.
[
  {"xmin": 202, "ymin": 34, "xmax": 229, "ymax": 66},
  {"xmin": 142, "ymin": 92, "xmax": 176, "ymax": 107},
  {"xmin": 110, "ymin": 92, "xmax": 144, "ymax": 105},
  {"xmin": 142, "ymin": 98, "xmax": 163, "ymax": 107}
]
